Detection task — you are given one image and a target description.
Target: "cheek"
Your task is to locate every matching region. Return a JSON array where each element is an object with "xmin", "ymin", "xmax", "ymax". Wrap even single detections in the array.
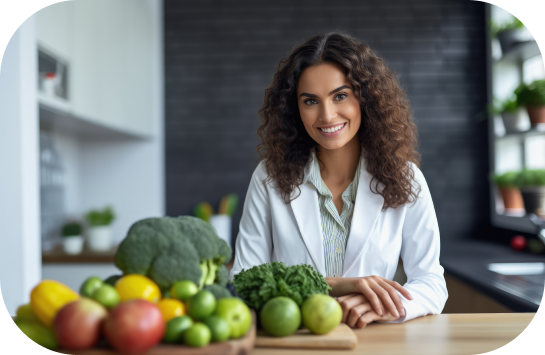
[
  {"xmin": 342, "ymin": 101, "xmax": 362, "ymax": 128},
  {"xmin": 299, "ymin": 106, "xmax": 318, "ymax": 131}
]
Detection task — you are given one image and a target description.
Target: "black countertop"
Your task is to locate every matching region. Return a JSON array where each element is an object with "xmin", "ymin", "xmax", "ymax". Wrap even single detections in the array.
[{"xmin": 440, "ymin": 239, "xmax": 545, "ymax": 312}]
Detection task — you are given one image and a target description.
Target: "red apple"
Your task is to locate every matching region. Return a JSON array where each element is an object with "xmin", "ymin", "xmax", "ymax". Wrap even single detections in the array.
[
  {"xmin": 510, "ymin": 235, "xmax": 527, "ymax": 251},
  {"xmin": 103, "ymin": 299, "xmax": 165, "ymax": 355},
  {"xmin": 54, "ymin": 298, "xmax": 108, "ymax": 350}
]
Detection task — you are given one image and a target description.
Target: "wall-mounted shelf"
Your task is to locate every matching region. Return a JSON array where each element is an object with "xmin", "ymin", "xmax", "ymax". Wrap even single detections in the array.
[
  {"xmin": 39, "ymin": 102, "xmax": 148, "ymax": 141},
  {"xmin": 495, "ymin": 126, "xmax": 545, "ymax": 140},
  {"xmin": 494, "ymin": 40, "xmax": 541, "ymax": 65}
]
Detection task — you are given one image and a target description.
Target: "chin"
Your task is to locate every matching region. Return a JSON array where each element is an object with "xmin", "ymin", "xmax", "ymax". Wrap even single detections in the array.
[{"xmin": 318, "ymin": 140, "xmax": 348, "ymax": 150}]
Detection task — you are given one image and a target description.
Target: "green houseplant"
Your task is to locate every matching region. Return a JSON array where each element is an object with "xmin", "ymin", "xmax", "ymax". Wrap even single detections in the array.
[
  {"xmin": 62, "ymin": 221, "xmax": 84, "ymax": 255},
  {"xmin": 491, "ymin": 95, "xmax": 527, "ymax": 133},
  {"xmin": 514, "ymin": 169, "xmax": 545, "ymax": 216},
  {"xmin": 489, "ymin": 17, "xmax": 531, "ymax": 54},
  {"xmin": 85, "ymin": 206, "xmax": 116, "ymax": 252},
  {"xmin": 516, "ymin": 80, "xmax": 545, "ymax": 126},
  {"xmin": 490, "ymin": 171, "xmax": 524, "ymax": 211}
]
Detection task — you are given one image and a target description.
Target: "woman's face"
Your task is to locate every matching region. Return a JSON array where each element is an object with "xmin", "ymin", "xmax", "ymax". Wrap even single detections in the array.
[{"xmin": 296, "ymin": 62, "xmax": 361, "ymax": 151}]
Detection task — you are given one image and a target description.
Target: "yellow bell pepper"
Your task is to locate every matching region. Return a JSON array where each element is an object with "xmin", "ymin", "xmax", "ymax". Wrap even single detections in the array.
[
  {"xmin": 157, "ymin": 298, "xmax": 186, "ymax": 322},
  {"xmin": 30, "ymin": 280, "xmax": 80, "ymax": 327}
]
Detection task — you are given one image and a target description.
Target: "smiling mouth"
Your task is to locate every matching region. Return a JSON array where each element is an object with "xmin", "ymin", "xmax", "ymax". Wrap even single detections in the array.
[{"xmin": 318, "ymin": 123, "xmax": 346, "ymax": 133}]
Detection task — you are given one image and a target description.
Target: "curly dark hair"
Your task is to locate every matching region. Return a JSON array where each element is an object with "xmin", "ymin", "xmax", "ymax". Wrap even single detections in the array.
[{"xmin": 257, "ymin": 31, "xmax": 421, "ymax": 210}]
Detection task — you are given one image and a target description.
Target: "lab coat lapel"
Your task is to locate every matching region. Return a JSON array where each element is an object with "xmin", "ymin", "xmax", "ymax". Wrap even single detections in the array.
[
  {"xmin": 343, "ymin": 158, "xmax": 384, "ymax": 275},
  {"xmin": 290, "ymin": 159, "xmax": 326, "ymax": 276}
]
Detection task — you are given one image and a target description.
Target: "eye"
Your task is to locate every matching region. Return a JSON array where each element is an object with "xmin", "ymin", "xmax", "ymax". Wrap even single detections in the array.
[
  {"xmin": 334, "ymin": 93, "xmax": 347, "ymax": 101},
  {"xmin": 304, "ymin": 98, "xmax": 318, "ymax": 105}
]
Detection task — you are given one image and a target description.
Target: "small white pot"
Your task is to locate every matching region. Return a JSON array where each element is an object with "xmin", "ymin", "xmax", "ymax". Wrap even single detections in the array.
[
  {"xmin": 63, "ymin": 236, "xmax": 84, "ymax": 255},
  {"xmin": 88, "ymin": 226, "xmax": 112, "ymax": 252},
  {"xmin": 501, "ymin": 108, "xmax": 530, "ymax": 134},
  {"xmin": 209, "ymin": 215, "xmax": 232, "ymax": 246}
]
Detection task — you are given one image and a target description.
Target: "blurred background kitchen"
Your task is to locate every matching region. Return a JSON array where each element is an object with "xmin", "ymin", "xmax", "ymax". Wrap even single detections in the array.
[{"xmin": 1, "ymin": 0, "xmax": 544, "ymax": 317}]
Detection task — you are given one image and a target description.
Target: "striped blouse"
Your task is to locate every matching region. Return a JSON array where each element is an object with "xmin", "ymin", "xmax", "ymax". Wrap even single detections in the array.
[{"xmin": 307, "ymin": 151, "xmax": 362, "ymax": 278}]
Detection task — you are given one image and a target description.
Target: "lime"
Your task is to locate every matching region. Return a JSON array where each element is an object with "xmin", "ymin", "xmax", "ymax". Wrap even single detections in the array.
[
  {"xmin": 183, "ymin": 323, "xmax": 211, "ymax": 347},
  {"xmin": 91, "ymin": 284, "xmax": 120, "ymax": 309},
  {"xmin": 203, "ymin": 315, "xmax": 230, "ymax": 342},
  {"xmin": 171, "ymin": 280, "xmax": 199, "ymax": 302},
  {"xmin": 16, "ymin": 304, "xmax": 41, "ymax": 323},
  {"xmin": 14, "ymin": 318, "xmax": 58, "ymax": 350},
  {"xmin": 301, "ymin": 294, "xmax": 342, "ymax": 334},
  {"xmin": 79, "ymin": 276, "xmax": 103, "ymax": 297},
  {"xmin": 260, "ymin": 297, "xmax": 301, "ymax": 337},
  {"xmin": 187, "ymin": 290, "xmax": 216, "ymax": 321},
  {"xmin": 163, "ymin": 315, "xmax": 193, "ymax": 343}
]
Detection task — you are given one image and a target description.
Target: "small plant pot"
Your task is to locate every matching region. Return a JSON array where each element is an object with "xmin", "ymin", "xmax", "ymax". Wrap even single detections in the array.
[
  {"xmin": 63, "ymin": 236, "xmax": 84, "ymax": 255},
  {"xmin": 520, "ymin": 186, "xmax": 545, "ymax": 217},
  {"xmin": 525, "ymin": 106, "xmax": 545, "ymax": 126},
  {"xmin": 500, "ymin": 187, "xmax": 525, "ymax": 210},
  {"xmin": 501, "ymin": 108, "xmax": 530, "ymax": 133},
  {"xmin": 88, "ymin": 226, "xmax": 112, "ymax": 252},
  {"xmin": 496, "ymin": 28, "xmax": 533, "ymax": 54}
]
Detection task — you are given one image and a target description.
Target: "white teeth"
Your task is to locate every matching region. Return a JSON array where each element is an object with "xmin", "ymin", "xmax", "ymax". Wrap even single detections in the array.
[{"xmin": 320, "ymin": 123, "xmax": 345, "ymax": 133}]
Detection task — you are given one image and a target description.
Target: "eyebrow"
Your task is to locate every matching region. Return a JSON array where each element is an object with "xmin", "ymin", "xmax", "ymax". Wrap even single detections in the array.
[{"xmin": 298, "ymin": 85, "xmax": 352, "ymax": 99}]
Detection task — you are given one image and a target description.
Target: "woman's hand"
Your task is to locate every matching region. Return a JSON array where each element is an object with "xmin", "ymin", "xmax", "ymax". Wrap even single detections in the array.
[
  {"xmin": 326, "ymin": 276, "xmax": 412, "ymax": 318},
  {"xmin": 337, "ymin": 293, "xmax": 402, "ymax": 328}
]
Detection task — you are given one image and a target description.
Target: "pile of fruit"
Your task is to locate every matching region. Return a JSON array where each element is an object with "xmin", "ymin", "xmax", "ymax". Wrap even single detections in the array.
[
  {"xmin": 13, "ymin": 216, "xmax": 253, "ymax": 354},
  {"xmin": 14, "ymin": 275, "xmax": 252, "ymax": 353},
  {"xmin": 232, "ymin": 262, "xmax": 342, "ymax": 337}
]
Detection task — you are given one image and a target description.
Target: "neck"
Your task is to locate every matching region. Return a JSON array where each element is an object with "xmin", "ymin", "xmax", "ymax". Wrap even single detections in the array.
[{"xmin": 316, "ymin": 135, "xmax": 361, "ymax": 184}]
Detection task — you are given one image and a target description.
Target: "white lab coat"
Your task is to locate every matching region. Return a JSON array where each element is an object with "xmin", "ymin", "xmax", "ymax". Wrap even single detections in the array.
[{"xmin": 230, "ymin": 156, "xmax": 448, "ymax": 323}]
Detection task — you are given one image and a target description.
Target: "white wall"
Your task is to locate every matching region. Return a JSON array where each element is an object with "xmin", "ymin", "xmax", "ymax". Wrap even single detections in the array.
[{"xmin": 0, "ymin": 17, "xmax": 41, "ymax": 316}]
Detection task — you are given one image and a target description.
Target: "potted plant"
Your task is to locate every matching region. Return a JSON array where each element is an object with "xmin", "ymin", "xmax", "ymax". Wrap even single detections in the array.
[
  {"xmin": 489, "ymin": 17, "xmax": 532, "ymax": 54},
  {"xmin": 516, "ymin": 80, "xmax": 545, "ymax": 127},
  {"xmin": 85, "ymin": 206, "xmax": 115, "ymax": 252},
  {"xmin": 515, "ymin": 169, "xmax": 545, "ymax": 216},
  {"xmin": 491, "ymin": 171, "xmax": 525, "ymax": 211},
  {"xmin": 491, "ymin": 95, "xmax": 528, "ymax": 133},
  {"xmin": 62, "ymin": 221, "xmax": 84, "ymax": 255}
]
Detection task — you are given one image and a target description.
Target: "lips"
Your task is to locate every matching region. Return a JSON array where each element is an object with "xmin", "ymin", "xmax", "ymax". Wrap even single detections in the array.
[{"xmin": 317, "ymin": 123, "xmax": 347, "ymax": 137}]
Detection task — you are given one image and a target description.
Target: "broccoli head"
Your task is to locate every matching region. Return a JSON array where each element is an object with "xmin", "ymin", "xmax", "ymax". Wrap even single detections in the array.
[
  {"xmin": 203, "ymin": 284, "xmax": 232, "ymax": 300},
  {"xmin": 215, "ymin": 264, "xmax": 229, "ymax": 287},
  {"xmin": 115, "ymin": 215, "xmax": 233, "ymax": 291}
]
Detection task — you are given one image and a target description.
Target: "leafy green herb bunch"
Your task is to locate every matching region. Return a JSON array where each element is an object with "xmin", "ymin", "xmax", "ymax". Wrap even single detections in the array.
[
  {"xmin": 86, "ymin": 206, "xmax": 115, "ymax": 227},
  {"xmin": 516, "ymin": 80, "xmax": 545, "ymax": 107}
]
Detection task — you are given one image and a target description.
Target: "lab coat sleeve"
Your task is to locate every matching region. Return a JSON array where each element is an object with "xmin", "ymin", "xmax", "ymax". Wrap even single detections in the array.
[
  {"xmin": 379, "ymin": 163, "xmax": 448, "ymax": 323},
  {"xmin": 229, "ymin": 162, "xmax": 274, "ymax": 280}
]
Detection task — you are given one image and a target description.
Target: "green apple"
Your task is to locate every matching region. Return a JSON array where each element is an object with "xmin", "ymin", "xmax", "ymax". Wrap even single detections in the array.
[
  {"xmin": 92, "ymin": 284, "xmax": 120, "ymax": 309},
  {"xmin": 301, "ymin": 294, "xmax": 342, "ymax": 334},
  {"xmin": 214, "ymin": 298, "xmax": 252, "ymax": 339},
  {"xmin": 80, "ymin": 276, "xmax": 104, "ymax": 297}
]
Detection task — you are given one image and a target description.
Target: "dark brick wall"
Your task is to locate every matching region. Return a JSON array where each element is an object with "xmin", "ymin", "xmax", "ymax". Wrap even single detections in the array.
[{"xmin": 164, "ymin": 0, "xmax": 490, "ymax": 248}]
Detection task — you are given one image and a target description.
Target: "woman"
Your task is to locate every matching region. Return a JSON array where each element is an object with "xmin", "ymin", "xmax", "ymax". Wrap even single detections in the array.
[{"xmin": 230, "ymin": 32, "xmax": 448, "ymax": 328}]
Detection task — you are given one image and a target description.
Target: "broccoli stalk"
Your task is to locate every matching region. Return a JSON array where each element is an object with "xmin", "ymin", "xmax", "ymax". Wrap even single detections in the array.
[{"xmin": 199, "ymin": 261, "xmax": 209, "ymax": 289}]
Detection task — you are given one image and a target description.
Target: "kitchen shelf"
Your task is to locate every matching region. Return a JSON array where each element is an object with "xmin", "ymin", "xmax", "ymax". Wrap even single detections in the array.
[
  {"xmin": 42, "ymin": 245, "xmax": 117, "ymax": 264},
  {"xmin": 39, "ymin": 101, "xmax": 149, "ymax": 141},
  {"xmin": 495, "ymin": 126, "xmax": 545, "ymax": 140},
  {"xmin": 494, "ymin": 40, "xmax": 541, "ymax": 65}
]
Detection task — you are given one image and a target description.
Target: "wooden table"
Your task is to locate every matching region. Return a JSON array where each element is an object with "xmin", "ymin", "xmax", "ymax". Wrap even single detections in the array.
[{"xmin": 252, "ymin": 313, "xmax": 535, "ymax": 355}]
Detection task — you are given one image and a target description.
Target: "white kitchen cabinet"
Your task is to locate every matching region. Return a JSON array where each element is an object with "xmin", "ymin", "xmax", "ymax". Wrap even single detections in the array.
[
  {"xmin": 36, "ymin": 1, "xmax": 74, "ymax": 62},
  {"xmin": 36, "ymin": 0, "xmax": 154, "ymax": 137}
]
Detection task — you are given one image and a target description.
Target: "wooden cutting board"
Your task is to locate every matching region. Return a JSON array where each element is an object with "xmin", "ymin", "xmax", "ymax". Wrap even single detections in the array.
[
  {"xmin": 56, "ymin": 311, "xmax": 256, "ymax": 355},
  {"xmin": 255, "ymin": 323, "xmax": 357, "ymax": 350}
]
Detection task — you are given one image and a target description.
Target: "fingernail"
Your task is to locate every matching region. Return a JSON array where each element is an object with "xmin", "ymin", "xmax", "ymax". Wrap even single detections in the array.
[{"xmin": 401, "ymin": 309, "xmax": 406, "ymax": 317}]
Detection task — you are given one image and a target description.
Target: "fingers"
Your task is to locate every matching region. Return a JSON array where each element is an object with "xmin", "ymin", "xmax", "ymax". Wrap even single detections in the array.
[
  {"xmin": 336, "ymin": 293, "xmax": 360, "ymax": 303},
  {"xmin": 368, "ymin": 282, "xmax": 399, "ymax": 318},
  {"xmin": 355, "ymin": 280, "xmax": 384, "ymax": 317},
  {"xmin": 356, "ymin": 311, "xmax": 381, "ymax": 329},
  {"xmin": 338, "ymin": 294, "xmax": 366, "ymax": 323},
  {"xmin": 376, "ymin": 279, "xmax": 405, "ymax": 317},
  {"xmin": 383, "ymin": 279, "xmax": 413, "ymax": 300},
  {"xmin": 346, "ymin": 302, "xmax": 373, "ymax": 328}
]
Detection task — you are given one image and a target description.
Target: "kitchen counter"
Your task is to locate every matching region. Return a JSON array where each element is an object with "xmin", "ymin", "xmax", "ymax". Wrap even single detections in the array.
[
  {"xmin": 252, "ymin": 313, "xmax": 534, "ymax": 355},
  {"xmin": 42, "ymin": 245, "xmax": 117, "ymax": 264},
  {"xmin": 441, "ymin": 239, "xmax": 545, "ymax": 312}
]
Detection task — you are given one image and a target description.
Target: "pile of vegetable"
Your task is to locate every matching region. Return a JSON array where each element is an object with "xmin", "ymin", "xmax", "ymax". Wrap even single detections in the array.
[
  {"xmin": 115, "ymin": 216, "xmax": 232, "ymax": 297},
  {"xmin": 232, "ymin": 261, "xmax": 331, "ymax": 311},
  {"xmin": 14, "ymin": 215, "xmax": 254, "ymax": 353}
]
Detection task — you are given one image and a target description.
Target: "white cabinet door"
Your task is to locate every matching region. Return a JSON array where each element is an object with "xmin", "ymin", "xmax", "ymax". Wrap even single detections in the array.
[
  {"xmin": 71, "ymin": 0, "xmax": 100, "ymax": 122},
  {"xmin": 36, "ymin": 1, "xmax": 74, "ymax": 61}
]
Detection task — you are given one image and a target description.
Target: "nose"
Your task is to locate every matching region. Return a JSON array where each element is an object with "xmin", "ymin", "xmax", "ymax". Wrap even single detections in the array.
[{"xmin": 319, "ymin": 100, "xmax": 337, "ymax": 123}]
